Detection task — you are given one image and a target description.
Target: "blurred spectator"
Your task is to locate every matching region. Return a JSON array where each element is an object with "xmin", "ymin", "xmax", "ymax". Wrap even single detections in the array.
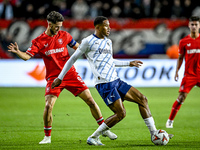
[
  {"xmin": 182, "ymin": 0, "xmax": 194, "ymax": 18},
  {"xmin": 71, "ymin": 0, "xmax": 89, "ymax": 19},
  {"xmin": 102, "ymin": 2, "xmax": 111, "ymax": 17},
  {"xmin": 89, "ymin": 1, "xmax": 103, "ymax": 18},
  {"xmin": 131, "ymin": 3, "xmax": 144, "ymax": 19},
  {"xmin": 9, "ymin": 0, "xmax": 21, "ymax": 18},
  {"xmin": 110, "ymin": 5, "xmax": 122, "ymax": 18},
  {"xmin": 192, "ymin": 6, "xmax": 200, "ymax": 17},
  {"xmin": 121, "ymin": 0, "xmax": 132, "ymax": 18},
  {"xmin": 157, "ymin": 0, "xmax": 171, "ymax": 18},
  {"xmin": 111, "ymin": 0, "xmax": 122, "ymax": 6},
  {"xmin": 20, "ymin": 0, "xmax": 36, "ymax": 20},
  {"xmin": 152, "ymin": 0, "xmax": 161, "ymax": 18},
  {"xmin": 57, "ymin": 0, "xmax": 71, "ymax": 18},
  {"xmin": 0, "ymin": 0, "xmax": 14, "ymax": 20},
  {"xmin": 0, "ymin": 0, "xmax": 199, "ymax": 20},
  {"xmin": 171, "ymin": 0, "xmax": 182, "ymax": 19},
  {"xmin": 34, "ymin": 0, "xmax": 57, "ymax": 19},
  {"xmin": 141, "ymin": 0, "xmax": 153, "ymax": 18}
]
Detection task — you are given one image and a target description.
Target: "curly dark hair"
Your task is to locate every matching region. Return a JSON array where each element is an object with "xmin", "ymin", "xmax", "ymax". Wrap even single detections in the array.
[
  {"xmin": 189, "ymin": 16, "xmax": 200, "ymax": 22},
  {"xmin": 47, "ymin": 11, "xmax": 64, "ymax": 24},
  {"xmin": 94, "ymin": 16, "xmax": 108, "ymax": 26}
]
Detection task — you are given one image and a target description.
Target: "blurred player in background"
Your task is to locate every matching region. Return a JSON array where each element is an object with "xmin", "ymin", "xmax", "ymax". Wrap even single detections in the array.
[
  {"xmin": 166, "ymin": 16, "xmax": 200, "ymax": 128},
  {"xmin": 7, "ymin": 11, "xmax": 117, "ymax": 144},
  {"xmin": 52, "ymin": 16, "xmax": 173, "ymax": 146}
]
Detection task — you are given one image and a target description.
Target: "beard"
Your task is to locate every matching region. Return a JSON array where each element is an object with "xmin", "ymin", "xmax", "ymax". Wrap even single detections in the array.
[
  {"xmin": 50, "ymin": 28, "xmax": 55, "ymax": 35},
  {"xmin": 50, "ymin": 26, "xmax": 59, "ymax": 35}
]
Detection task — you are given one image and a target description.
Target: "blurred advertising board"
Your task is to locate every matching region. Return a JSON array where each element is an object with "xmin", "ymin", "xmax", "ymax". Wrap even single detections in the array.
[
  {"xmin": 0, "ymin": 19, "xmax": 189, "ymax": 58},
  {"xmin": 0, "ymin": 59, "xmax": 184, "ymax": 87}
]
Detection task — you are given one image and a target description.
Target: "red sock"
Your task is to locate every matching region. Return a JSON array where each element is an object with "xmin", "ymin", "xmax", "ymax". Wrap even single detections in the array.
[
  {"xmin": 169, "ymin": 99, "xmax": 182, "ymax": 120},
  {"xmin": 44, "ymin": 126, "xmax": 52, "ymax": 136},
  {"xmin": 96, "ymin": 117, "xmax": 104, "ymax": 125}
]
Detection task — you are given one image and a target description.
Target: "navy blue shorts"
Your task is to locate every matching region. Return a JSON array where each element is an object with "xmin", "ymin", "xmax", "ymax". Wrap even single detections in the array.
[{"xmin": 95, "ymin": 78, "xmax": 132, "ymax": 106}]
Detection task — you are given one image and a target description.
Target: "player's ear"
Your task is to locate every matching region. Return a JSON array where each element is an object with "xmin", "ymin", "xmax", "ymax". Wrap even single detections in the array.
[
  {"xmin": 95, "ymin": 25, "xmax": 100, "ymax": 30},
  {"xmin": 48, "ymin": 21, "xmax": 53, "ymax": 28}
]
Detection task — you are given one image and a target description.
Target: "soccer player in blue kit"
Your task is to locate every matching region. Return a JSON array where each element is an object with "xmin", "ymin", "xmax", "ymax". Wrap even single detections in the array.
[{"xmin": 52, "ymin": 16, "xmax": 173, "ymax": 145}]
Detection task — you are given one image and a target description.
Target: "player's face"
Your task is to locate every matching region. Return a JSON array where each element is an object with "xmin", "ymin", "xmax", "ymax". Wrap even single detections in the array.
[
  {"xmin": 188, "ymin": 21, "xmax": 200, "ymax": 33},
  {"xmin": 99, "ymin": 20, "xmax": 111, "ymax": 37},
  {"xmin": 50, "ymin": 21, "xmax": 63, "ymax": 35}
]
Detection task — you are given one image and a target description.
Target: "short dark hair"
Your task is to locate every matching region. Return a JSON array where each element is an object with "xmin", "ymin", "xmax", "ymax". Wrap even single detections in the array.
[
  {"xmin": 189, "ymin": 16, "xmax": 200, "ymax": 22},
  {"xmin": 47, "ymin": 11, "xmax": 64, "ymax": 24},
  {"xmin": 94, "ymin": 16, "xmax": 108, "ymax": 26}
]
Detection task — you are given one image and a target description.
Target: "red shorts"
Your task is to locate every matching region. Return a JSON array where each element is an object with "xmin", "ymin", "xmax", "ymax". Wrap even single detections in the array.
[
  {"xmin": 45, "ymin": 72, "xmax": 88, "ymax": 97},
  {"xmin": 179, "ymin": 76, "xmax": 200, "ymax": 93}
]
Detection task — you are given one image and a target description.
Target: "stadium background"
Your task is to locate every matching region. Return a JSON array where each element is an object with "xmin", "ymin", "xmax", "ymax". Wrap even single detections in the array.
[
  {"xmin": 1, "ymin": 1, "xmax": 200, "ymax": 149},
  {"xmin": 1, "ymin": 0, "xmax": 198, "ymax": 87}
]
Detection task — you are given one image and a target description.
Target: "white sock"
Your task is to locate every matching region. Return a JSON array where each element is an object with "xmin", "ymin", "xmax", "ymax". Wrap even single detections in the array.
[
  {"xmin": 144, "ymin": 117, "xmax": 157, "ymax": 135},
  {"xmin": 90, "ymin": 122, "xmax": 109, "ymax": 137}
]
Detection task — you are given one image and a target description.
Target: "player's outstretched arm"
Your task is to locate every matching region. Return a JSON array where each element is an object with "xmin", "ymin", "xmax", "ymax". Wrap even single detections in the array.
[
  {"xmin": 51, "ymin": 48, "xmax": 85, "ymax": 89},
  {"xmin": 129, "ymin": 60, "xmax": 143, "ymax": 68},
  {"xmin": 113, "ymin": 59, "xmax": 143, "ymax": 68},
  {"xmin": 7, "ymin": 42, "xmax": 31, "ymax": 61}
]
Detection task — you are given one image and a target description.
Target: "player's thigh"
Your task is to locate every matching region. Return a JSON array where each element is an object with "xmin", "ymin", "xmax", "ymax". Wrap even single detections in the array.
[
  {"xmin": 78, "ymin": 89, "xmax": 95, "ymax": 104},
  {"xmin": 179, "ymin": 76, "xmax": 198, "ymax": 93},
  {"xmin": 124, "ymin": 86, "xmax": 146, "ymax": 104},
  {"xmin": 108, "ymin": 98, "xmax": 125, "ymax": 114},
  {"xmin": 63, "ymin": 74, "xmax": 88, "ymax": 96}
]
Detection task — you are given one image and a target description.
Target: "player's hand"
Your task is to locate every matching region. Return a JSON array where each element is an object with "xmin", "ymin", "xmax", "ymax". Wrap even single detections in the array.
[
  {"xmin": 7, "ymin": 42, "xmax": 19, "ymax": 53},
  {"xmin": 51, "ymin": 78, "xmax": 62, "ymax": 89},
  {"xmin": 129, "ymin": 60, "xmax": 143, "ymax": 68},
  {"xmin": 174, "ymin": 72, "xmax": 179, "ymax": 81}
]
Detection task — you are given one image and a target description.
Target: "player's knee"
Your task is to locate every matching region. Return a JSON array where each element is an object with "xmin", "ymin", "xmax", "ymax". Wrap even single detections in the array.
[
  {"xmin": 45, "ymin": 101, "xmax": 54, "ymax": 111},
  {"xmin": 178, "ymin": 94, "xmax": 186, "ymax": 103},
  {"xmin": 141, "ymin": 95, "xmax": 148, "ymax": 104},
  {"xmin": 84, "ymin": 97, "xmax": 98, "ymax": 109},
  {"xmin": 117, "ymin": 109, "xmax": 126, "ymax": 121}
]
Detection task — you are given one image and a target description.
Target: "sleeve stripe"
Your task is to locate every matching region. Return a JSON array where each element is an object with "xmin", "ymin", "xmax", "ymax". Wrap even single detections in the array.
[
  {"xmin": 68, "ymin": 39, "xmax": 77, "ymax": 48},
  {"xmin": 26, "ymin": 51, "xmax": 34, "ymax": 57}
]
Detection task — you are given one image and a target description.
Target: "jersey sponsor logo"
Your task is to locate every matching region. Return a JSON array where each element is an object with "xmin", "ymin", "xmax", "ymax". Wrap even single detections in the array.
[
  {"xmin": 98, "ymin": 48, "xmax": 111, "ymax": 54},
  {"xmin": 45, "ymin": 47, "xmax": 64, "ymax": 56},
  {"xmin": 187, "ymin": 43, "xmax": 191, "ymax": 47},
  {"xmin": 187, "ymin": 49, "xmax": 200, "ymax": 54}
]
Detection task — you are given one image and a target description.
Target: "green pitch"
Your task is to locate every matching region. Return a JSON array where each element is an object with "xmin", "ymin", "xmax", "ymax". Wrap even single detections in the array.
[{"xmin": 0, "ymin": 87, "xmax": 199, "ymax": 150}]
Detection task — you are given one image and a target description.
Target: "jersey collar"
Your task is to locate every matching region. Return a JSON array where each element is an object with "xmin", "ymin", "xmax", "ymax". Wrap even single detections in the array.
[{"xmin": 93, "ymin": 34, "xmax": 107, "ymax": 40}]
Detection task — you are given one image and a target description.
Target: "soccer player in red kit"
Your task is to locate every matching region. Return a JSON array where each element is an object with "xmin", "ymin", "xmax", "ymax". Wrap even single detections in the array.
[
  {"xmin": 166, "ymin": 16, "xmax": 200, "ymax": 128},
  {"xmin": 8, "ymin": 11, "xmax": 117, "ymax": 144}
]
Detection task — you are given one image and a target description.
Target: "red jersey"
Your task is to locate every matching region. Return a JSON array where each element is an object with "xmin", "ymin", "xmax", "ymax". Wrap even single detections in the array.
[
  {"xmin": 179, "ymin": 34, "xmax": 200, "ymax": 77},
  {"xmin": 26, "ymin": 30, "xmax": 77, "ymax": 80}
]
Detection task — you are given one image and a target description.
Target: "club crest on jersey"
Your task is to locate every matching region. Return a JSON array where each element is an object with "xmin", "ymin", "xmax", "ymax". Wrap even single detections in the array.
[
  {"xmin": 58, "ymin": 39, "xmax": 63, "ymax": 44},
  {"xmin": 187, "ymin": 43, "xmax": 191, "ymax": 47}
]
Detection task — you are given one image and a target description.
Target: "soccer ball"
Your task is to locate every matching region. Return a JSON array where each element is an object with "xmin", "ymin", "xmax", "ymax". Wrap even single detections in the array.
[{"xmin": 151, "ymin": 129, "xmax": 169, "ymax": 145}]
